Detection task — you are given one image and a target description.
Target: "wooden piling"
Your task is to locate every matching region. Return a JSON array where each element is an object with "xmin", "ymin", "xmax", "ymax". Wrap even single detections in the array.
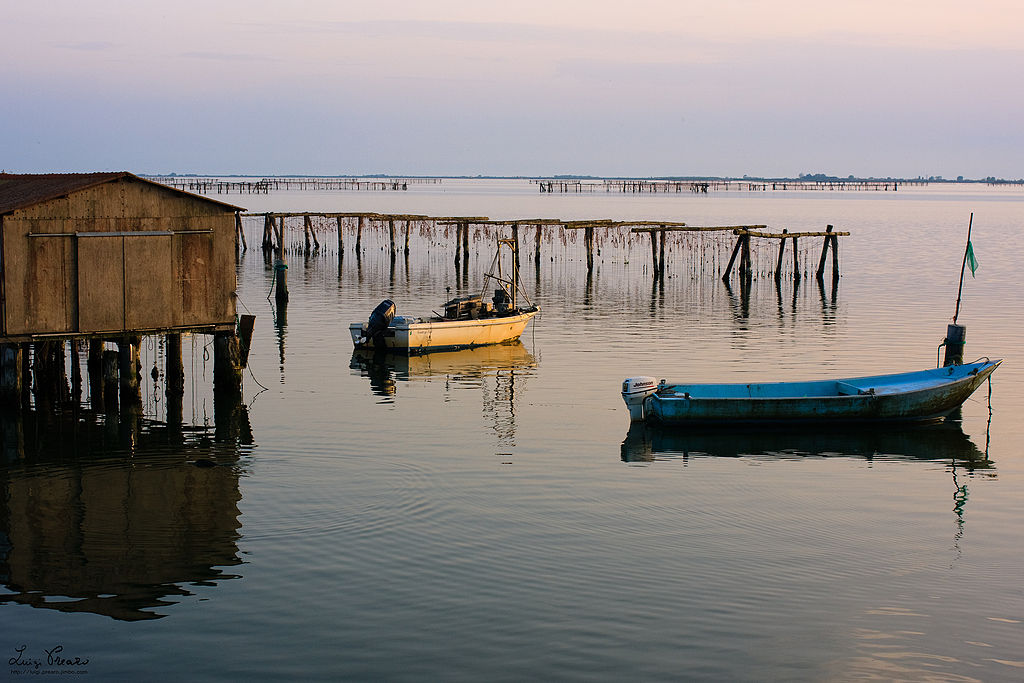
[
  {"xmin": 534, "ymin": 224, "xmax": 542, "ymax": 267},
  {"xmin": 585, "ymin": 225, "xmax": 594, "ymax": 271},
  {"xmin": 336, "ymin": 216, "xmax": 344, "ymax": 257},
  {"xmin": 88, "ymin": 340, "xmax": 103, "ymax": 410},
  {"xmin": 262, "ymin": 213, "xmax": 274, "ymax": 251},
  {"xmin": 792, "ymin": 236, "xmax": 800, "ymax": 281},
  {"xmin": 388, "ymin": 218, "xmax": 396, "ymax": 254},
  {"xmin": 658, "ymin": 226, "xmax": 666, "ymax": 280},
  {"xmin": 166, "ymin": 333, "xmax": 184, "ymax": 426},
  {"xmin": 70, "ymin": 340, "xmax": 82, "ymax": 404},
  {"xmin": 213, "ymin": 331, "xmax": 243, "ymax": 399},
  {"xmin": 650, "ymin": 231, "xmax": 659, "ymax": 277},
  {"xmin": 102, "ymin": 349, "xmax": 119, "ymax": 413},
  {"xmin": 356, "ymin": 215, "xmax": 364, "ymax": 252},
  {"xmin": 462, "ymin": 221, "xmax": 470, "ymax": 263},
  {"xmin": 117, "ymin": 337, "xmax": 141, "ymax": 406}
]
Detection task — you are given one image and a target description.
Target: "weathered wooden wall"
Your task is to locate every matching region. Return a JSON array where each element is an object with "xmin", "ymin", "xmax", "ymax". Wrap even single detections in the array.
[{"xmin": 1, "ymin": 177, "xmax": 237, "ymax": 340}]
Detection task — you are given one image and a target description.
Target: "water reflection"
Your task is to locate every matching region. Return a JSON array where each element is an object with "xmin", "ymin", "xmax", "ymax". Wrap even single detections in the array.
[
  {"xmin": 349, "ymin": 343, "xmax": 537, "ymax": 448},
  {"xmin": 0, "ymin": 409, "xmax": 250, "ymax": 621},
  {"xmin": 621, "ymin": 421, "xmax": 991, "ymax": 470}
]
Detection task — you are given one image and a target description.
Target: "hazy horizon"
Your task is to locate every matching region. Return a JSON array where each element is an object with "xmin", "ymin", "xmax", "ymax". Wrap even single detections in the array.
[{"xmin": 3, "ymin": 1, "xmax": 1022, "ymax": 179}]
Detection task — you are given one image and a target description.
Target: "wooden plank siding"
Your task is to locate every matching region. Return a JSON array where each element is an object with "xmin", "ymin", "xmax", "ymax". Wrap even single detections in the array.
[{"xmin": 1, "ymin": 175, "xmax": 239, "ymax": 340}]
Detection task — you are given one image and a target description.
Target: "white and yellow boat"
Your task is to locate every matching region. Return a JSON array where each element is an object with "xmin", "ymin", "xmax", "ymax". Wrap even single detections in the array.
[{"xmin": 350, "ymin": 239, "xmax": 539, "ymax": 355}]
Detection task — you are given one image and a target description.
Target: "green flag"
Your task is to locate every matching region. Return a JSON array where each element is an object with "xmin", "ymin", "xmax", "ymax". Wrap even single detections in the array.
[{"xmin": 966, "ymin": 240, "xmax": 979, "ymax": 277}]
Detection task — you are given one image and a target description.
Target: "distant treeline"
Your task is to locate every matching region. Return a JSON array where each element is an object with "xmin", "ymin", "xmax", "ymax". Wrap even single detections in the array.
[{"xmin": 153, "ymin": 172, "xmax": 1023, "ymax": 184}]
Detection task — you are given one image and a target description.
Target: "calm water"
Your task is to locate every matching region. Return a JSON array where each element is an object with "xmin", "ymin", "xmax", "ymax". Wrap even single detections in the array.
[{"xmin": 3, "ymin": 180, "xmax": 1024, "ymax": 681}]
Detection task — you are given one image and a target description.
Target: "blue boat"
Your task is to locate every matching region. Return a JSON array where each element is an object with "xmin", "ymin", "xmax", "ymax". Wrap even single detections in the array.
[{"xmin": 622, "ymin": 359, "xmax": 1001, "ymax": 425}]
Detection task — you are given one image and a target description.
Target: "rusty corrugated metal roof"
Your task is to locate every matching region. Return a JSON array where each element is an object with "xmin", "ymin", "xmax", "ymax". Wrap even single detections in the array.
[{"xmin": 0, "ymin": 171, "xmax": 245, "ymax": 214}]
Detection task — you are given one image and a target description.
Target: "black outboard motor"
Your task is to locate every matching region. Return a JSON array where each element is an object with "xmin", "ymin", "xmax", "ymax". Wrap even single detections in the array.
[{"xmin": 365, "ymin": 299, "xmax": 396, "ymax": 348}]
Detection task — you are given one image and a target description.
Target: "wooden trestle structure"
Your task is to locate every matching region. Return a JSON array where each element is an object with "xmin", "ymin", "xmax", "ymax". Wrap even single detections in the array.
[{"xmin": 242, "ymin": 212, "xmax": 848, "ymax": 287}]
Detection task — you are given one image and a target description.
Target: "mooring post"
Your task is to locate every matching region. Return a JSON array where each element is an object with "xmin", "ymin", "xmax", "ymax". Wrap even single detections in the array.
[
  {"xmin": 275, "ymin": 246, "xmax": 289, "ymax": 306},
  {"xmin": 512, "ymin": 222, "xmax": 521, "ymax": 271},
  {"xmin": 404, "ymin": 220, "xmax": 411, "ymax": 256},
  {"xmin": 534, "ymin": 224, "xmax": 542, "ymax": 268},
  {"xmin": 356, "ymin": 215, "xmax": 364, "ymax": 252},
  {"xmin": 0, "ymin": 343, "xmax": 22, "ymax": 409},
  {"xmin": 303, "ymin": 215, "xmax": 313, "ymax": 254},
  {"xmin": 166, "ymin": 333, "xmax": 184, "ymax": 427},
  {"xmin": 462, "ymin": 221, "xmax": 470, "ymax": 264},
  {"xmin": 388, "ymin": 218, "xmax": 396, "ymax": 254},
  {"xmin": 816, "ymin": 225, "xmax": 834, "ymax": 280}
]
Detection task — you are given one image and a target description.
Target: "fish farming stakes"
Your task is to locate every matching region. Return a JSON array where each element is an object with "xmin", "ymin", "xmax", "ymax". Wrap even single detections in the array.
[
  {"xmin": 243, "ymin": 212, "xmax": 848, "ymax": 285},
  {"xmin": 147, "ymin": 176, "xmax": 441, "ymax": 194},
  {"xmin": 536, "ymin": 179, "xmax": 916, "ymax": 193}
]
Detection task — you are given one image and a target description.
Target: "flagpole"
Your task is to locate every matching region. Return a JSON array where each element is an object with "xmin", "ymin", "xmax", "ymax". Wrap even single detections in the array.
[{"xmin": 953, "ymin": 212, "xmax": 973, "ymax": 324}]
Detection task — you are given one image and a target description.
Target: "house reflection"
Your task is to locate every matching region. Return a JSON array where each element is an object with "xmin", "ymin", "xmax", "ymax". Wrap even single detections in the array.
[{"xmin": 0, "ymin": 409, "xmax": 250, "ymax": 621}]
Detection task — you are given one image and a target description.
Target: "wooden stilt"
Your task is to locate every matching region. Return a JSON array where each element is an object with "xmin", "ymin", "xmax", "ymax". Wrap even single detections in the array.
[
  {"xmin": 213, "ymin": 331, "xmax": 243, "ymax": 399},
  {"xmin": 166, "ymin": 333, "xmax": 184, "ymax": 427},
  {"xmin": 102, "ymin": 349, "xmax": 119, "ymax": 413},
  {"xmin": 512, "ymin": 223, "xmax": 520, "ymax": 271},
  {"xmin": 404, "ymin": 220, "xmax": 411, "ymax": 256},
  {"xmin": 88, "ymin": 340, "xmax": 103, "ymax": 410},
  {"xmin": 462, "ymin": 221, "xmax": 470, "ymax": 263},
  {"xmin": 117, "ymin": 337, "xmax": 141, "ymax": 406},
  {"xmin": 336, "ymin": 216, "xmax": 344, "ymax": 257},
  {"xmin": 303, "ymin": 215, "xmax": 313, "ymax": 253},
  {"xmin": 70, "ymin": 340, "xmax": 82, "ymax": 404},
  {"xmin": 388, "ymin": 218, "xmax": 396, "ymax": 254},
  {"xmin": 534, "ymin": 224, "xmax": 542, "ymax": 267},
  {"xmin": 0, "ymin": 343, "xmax": 22, "ymax": 408},
  {"xmin": 585, "ymin": 225, "xmax": 594, "ymax": 271}
]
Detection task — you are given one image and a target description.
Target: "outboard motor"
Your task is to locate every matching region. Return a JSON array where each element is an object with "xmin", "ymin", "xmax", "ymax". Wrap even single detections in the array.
[
  {"xmin": 621, "ymin": 376, "xmax": 659, "ymax": 422},
  {"xmin": 363, "ymin": 299, "xmax": 396, "ymax": 348}
]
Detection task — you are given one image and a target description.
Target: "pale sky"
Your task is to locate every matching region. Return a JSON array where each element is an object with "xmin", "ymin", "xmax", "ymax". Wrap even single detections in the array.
[{"xmin": 2, "ymin": 1, "xmax": 1021, "ymax": 178}]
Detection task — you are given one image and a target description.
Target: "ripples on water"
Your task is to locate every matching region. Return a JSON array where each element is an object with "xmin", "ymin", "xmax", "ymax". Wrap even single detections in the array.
[{"xmin": 2, "ymin": 181, "xmax": 1023, "ymax": 680}]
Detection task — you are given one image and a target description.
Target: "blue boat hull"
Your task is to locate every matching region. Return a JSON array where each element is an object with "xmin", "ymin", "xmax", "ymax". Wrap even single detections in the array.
[{"xmin": 640, "ymin": 360, "xmax": 1001, "ymax": 425}]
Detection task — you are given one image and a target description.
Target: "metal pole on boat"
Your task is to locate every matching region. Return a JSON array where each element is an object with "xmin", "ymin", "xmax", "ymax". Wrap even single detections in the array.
[
  {"xmin": 953, "ymin": 213, "xmax": 973, "ymax": 324},
  {"xmin": 944, "ymin": 213, "xmax": 973, "ymax": 366}
]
